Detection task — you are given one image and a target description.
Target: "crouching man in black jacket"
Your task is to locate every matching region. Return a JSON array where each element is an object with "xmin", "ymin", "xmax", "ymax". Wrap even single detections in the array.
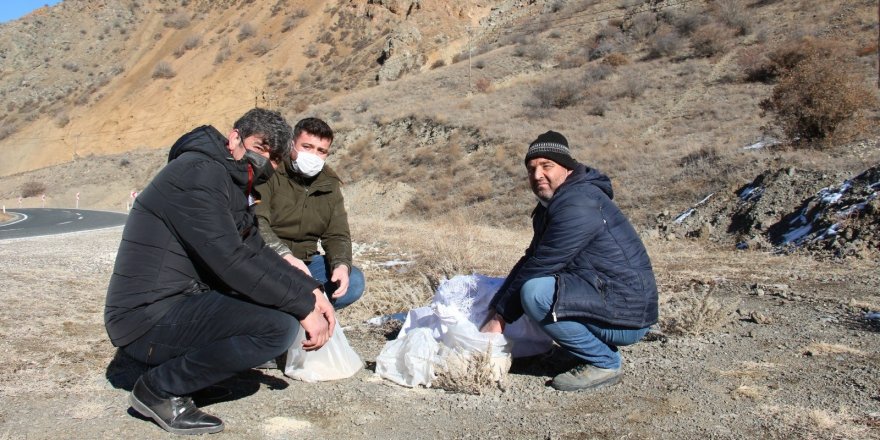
[
  {"xmin": 482, "ymin": 131, "xmax": 658, "ymax": 392},
  {"xmin": 105, "ymin": 108, "xmax": 335, "ymax": 434}
]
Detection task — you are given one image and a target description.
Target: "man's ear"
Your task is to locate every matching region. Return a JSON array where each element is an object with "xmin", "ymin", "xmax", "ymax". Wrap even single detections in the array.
[{"xmin": 226, "ymin": 129, "xmax": 239, "ymax": 153}]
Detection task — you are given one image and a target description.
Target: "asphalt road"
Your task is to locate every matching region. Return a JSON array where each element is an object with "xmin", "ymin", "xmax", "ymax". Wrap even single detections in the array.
[{"xmin": 0, "ymin": 208, "xmax": 128, "ymax": 240}]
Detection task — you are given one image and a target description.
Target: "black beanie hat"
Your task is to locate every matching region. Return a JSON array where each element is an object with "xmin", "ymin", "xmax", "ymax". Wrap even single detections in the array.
[{"xmin": 524, "ymin": 131, "xmax": 578, "ymax": 170}]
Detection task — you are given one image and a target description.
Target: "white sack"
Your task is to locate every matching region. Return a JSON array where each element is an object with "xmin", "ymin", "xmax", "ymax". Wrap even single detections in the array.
[
  {"xmin": 284, "ymin": 319, "xmax": 363, "ymax": 383},
  {"xmin": 375, "ymin": 274, "xmax": 554, "ymax": 388}
]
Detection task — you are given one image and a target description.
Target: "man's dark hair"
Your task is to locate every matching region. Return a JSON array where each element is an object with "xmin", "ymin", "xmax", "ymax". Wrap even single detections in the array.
[
  {"xmin": 233, "ymin": 108, "xmax": 292, "ymax": 162},
  {"xmin": 293, "ymin": 117, "xmax": 334, "ymax": 144}
]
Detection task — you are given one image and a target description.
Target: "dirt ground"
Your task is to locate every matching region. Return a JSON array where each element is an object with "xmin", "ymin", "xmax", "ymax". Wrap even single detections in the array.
[{"xmin": 0, "ymin": 225, "xmax": 878, "ymax": 439}]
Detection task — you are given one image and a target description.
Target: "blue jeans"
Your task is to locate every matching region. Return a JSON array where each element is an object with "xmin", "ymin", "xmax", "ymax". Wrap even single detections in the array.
[
  {"xmin": 307, "ymin": 254, "xmax": 365, "ymax": 310},
  {"xmin": 519, "ymin": 277, "xmax": 649, "ymax": 369},
  {"xmin": 123, "ymin": 291, "xmax": 298, "ymax": 397}
]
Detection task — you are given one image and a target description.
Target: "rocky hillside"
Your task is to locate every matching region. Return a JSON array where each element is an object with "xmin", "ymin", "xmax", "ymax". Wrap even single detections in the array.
[{"xmin": 1, "ymin": 0, "xmax": 878, "ymax": 230}]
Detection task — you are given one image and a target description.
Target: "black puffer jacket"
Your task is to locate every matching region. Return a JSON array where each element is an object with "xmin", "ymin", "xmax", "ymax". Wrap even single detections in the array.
[
  {"xmin": 105, "ymin": 126, "xmax": 320, "ymax": 347},
  {"xmin": 490, "ymin": 164, "xmax": 658, "ymax": 329}
]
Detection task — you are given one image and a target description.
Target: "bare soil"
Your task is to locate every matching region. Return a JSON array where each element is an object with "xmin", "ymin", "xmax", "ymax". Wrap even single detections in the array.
[{"xmin": 1, "ymin": 226, "xmax": 878, "ymax": 439}]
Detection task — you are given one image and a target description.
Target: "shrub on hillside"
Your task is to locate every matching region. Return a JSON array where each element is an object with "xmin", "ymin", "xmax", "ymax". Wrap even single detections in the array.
[
  {"xmin": 54, "ymin": 111, "xmax": 70, "ymax": 128},
  {"xmin": 602, "ymin": 52, "xmax": 630, "ymax": 67},
  {"xmin": 712, "ymin": 0, "xmax": 752, "ymax": 35},
  {"xmin": 354, "ymin": 100, "xmax": 370, "ymax": 114},
  {"xmin": 589, "ymin": 25, "xmax": 626, "ymax": 60},
  {"xmin": 151, "ymin": 61, "xmax": 176, "ymax": 79},
  {"xmin": 183, "ymin": 35, "xmax": 201, "ymax": 50},
  {"xmin": 647, "ymin": 27, "xmax": 684, "ymax": 59},
  {"xmin": 251, "ymin": 38, "xmax": 272, "ymax": 56},
  {"xmin": 430, "ymin": 59, "xmax": 446, "ymax": 69},
  {"xmin": 475, "ymin": 77, "xmax": 492, "ymax": 93},
  {"xmin": 767, "ymin": 37, "xmax": 845, "ymax": 78},
  {"xmin": 304, "ymin": 44, "xmax": 319, "ymax": 58},
  {"xmin": 530, "ymin": 79, "xmax": 580, "ymax": 109},
  {"xmin": 214, "ymin": 47, "xmax": 231, "ymax": 65},
  {"xmin": 584, "ymin": 63, "xmax": 614, "ymax": 82},
  {"xmin": 281, "ymin": 16, "xmax": 299, "ymax": 33},
  {"xmin": 617, "ymin": 70, "xmax": 649, "ymax": 99},
  {"xmin": 736, "ymin": 45, "xmax": 774, "ymax": 82},
  {"xmin": 0, "ymin": 125, "xmax": 16, "ymax": 141},
  {"xmin": 661, "ymin": 8, "xmax": 707, "ymax": 36},
  {"xmin": 238, "ymin": 23, "xmax": 256, "ymax": 42},
  {"xmin": 20, "ymin": 181, "xmax": 47, "ymax": 198},
  {"xmin": 691, "ymin": 23, "xmax": 733, "ymax": 57},
  {"xmin": 761, "ymin": 55, "xmax": 877, "ymax": 144},
  {"xmin": 163, "ymin": 11, "xmax": 190, "ymax": 29},
  {"xmin": 628, "ymin": 12, "xmax": 658, "ymax": 41}
]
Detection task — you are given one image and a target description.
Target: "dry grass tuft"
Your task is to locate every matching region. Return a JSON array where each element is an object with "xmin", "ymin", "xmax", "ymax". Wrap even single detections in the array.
[
  {"xmin": 660, "ymin": 283, "xmax": 740, "ymax": 335},
  {"xmin": 758, "ymin": 405, "xmax": 871, "ymax": 438},
  {"xmin": 433, "ymin": 346, "xmax": 506, "ymax": 395},
  {"xmin": 732, "ymin": 384, "xmax": 768, "ymax": 400},
  {"xmin": 718, "ymin": 361, "xmax": 778, "ymax": 379},
  {"xmin": 802, "ymin": 342, "xmax": 865, "ymax": 357}
]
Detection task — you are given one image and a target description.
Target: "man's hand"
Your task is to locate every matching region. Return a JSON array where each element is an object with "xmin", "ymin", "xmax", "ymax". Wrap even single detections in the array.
[
  {"xmin": 283, "ymin": 254, "xmax": 311, "ymax": 276},
  {"xmin": 480, "ymin": 311, "xmax": 505, "ymax": 334},
  {"xmin": 329, "ymin": 264, "xmax": 350, "ymax": 299},
  {"xmin": 298, "ymin": 288, "xmax": 336, "ymax": 351}
]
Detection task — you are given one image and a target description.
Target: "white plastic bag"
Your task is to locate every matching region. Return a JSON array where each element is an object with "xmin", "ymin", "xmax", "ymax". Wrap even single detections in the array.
[
  {"xmin": 375, "ymin": 274, "xmax": 553, "ymax": 388},
  {"xmin": 284, "ymin": 319, "xmax": 363, "ymax": 383},
  {"xmin": 374, "ymin": 327, "xmax": 439, "ymax": 387}
]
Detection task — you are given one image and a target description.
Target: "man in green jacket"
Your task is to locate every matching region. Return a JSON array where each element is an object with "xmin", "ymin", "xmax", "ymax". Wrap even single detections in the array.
[{"xmin": 256, "ymin": 117, "xmax": 365, "ymax": 310}]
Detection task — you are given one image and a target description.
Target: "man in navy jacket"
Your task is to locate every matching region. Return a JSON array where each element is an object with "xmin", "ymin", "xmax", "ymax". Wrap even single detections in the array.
[{"xmin": 482, "ymin": 131, "xmax": 658, "ymax": 391}]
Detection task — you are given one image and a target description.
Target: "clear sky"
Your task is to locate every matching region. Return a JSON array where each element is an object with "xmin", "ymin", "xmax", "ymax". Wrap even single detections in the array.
[{"xmin": 0, "ymin": 1, "xmax": 62, "ymax": 24}]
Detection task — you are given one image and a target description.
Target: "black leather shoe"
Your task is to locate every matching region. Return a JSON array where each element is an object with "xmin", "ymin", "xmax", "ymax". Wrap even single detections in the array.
[{"xmin": 129, "ymin": 376, "xmax": 224, "ymax": 435}]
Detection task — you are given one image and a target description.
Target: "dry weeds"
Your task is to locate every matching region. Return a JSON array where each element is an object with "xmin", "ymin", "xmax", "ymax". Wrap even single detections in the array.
[
  {"xmin": 802, "ymin": 342, "xmax": 866, "ymax": 357},
  {"xmin": 433, "ymin": 346, "xmax": 502, "ymax": 396},
  {"xmin": 758, "ymin": 404, "xmax": 872, "ymax": 439},
  {"xmin": 659, "ymin": 285, "xmax": 740, "ymax": 336}
]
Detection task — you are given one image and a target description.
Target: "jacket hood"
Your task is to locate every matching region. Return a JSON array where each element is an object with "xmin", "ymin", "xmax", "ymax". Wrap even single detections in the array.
[
  {"xmin": 569, "ymin": 163, "xmax": 614, "ymax": 199},
  {"xmin": 168, "ymin": 125, "xmax": 250, "ymax": 191}
]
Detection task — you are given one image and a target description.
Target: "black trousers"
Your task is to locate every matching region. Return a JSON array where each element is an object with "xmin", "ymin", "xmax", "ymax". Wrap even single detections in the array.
[{"xmin": 123, "ymin": 291, "xmax": 298, "ymax": 396}]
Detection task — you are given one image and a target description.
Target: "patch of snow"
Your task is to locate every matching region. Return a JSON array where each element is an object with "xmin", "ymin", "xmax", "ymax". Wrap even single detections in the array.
[
  {"xmin": 817, "ymin": 181, "xmax": 852, "ymax": 204},
  {"xmin": 782, "ymin": 224, "xmax": 813, "ymax": 244},
  {"xmin": 696, "ymin": 193, "xmax": 714, "ymax": 206},
  {"xmin": 673, "ymin": 193, "xmax": 714, "ymax": 224},
  {"xmin": 743, "ymin": 137, "xmax": 780, "ymax": 150},
  {"xmin": 673, "ymin": 208, "xmax": 694, "ymax": 224},
  {"xmin": 814, "ymin": 223, "xmax": 839, "ymax": 241},
  {"xmin": 367, "ymin": 312, "xmax": 408, "ymax": 325},
  {"xmin": 378, "ymin": 259, "xmax": 413, "ymax": 267},
  {"xmin": 739, "ymin": 185, "xmax": 763, "ymax": 202}
]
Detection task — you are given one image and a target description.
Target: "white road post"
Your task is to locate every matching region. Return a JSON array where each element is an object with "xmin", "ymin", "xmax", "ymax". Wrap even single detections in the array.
[{"xmin": 76, "ymin": 192, "xmax": 80, "ymax": 209}]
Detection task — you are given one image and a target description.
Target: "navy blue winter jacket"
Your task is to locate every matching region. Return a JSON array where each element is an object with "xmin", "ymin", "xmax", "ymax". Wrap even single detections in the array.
[{"xmin": 490, "ymin": 164, "xmax": 658, "ymax": 329}]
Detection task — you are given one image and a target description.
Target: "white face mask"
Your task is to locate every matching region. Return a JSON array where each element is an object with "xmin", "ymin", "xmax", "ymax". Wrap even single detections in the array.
[{"xmin": 290, "ymin": 151, "xmax": 325, "ymax": 177}]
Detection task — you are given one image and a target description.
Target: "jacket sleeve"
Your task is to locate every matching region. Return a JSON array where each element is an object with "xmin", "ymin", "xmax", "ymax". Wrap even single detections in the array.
[
  {"xmin": 162, "ymin": 161, "xmax": 317, "ymax": 319},
  {"xmin": 491, "ymin": 196, "xmax": 604, "ymax": 323},
  {"xmin": 321, "ymin": 188, "xmax": 353, "ymax": 272}
]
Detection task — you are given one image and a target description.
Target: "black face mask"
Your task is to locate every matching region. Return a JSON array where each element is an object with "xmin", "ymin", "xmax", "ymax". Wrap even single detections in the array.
[{"xmin": 244, "ymin": 150, "xmax": 275, "ymax": 187}]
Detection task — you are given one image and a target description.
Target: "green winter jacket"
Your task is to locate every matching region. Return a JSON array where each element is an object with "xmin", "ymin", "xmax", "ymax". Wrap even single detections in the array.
[{"xmin": 255, "ymin": 163, "xmax": 352, "ymax": 271}]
